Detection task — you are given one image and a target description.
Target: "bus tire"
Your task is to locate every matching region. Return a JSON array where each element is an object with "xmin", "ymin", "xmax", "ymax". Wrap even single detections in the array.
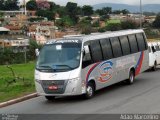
[
  {"xmin": 126, "ymin": 70, "xmax": 135, "ymax": 85},
  {"xmin": 84, "ymin": 82, "xmax": 95, "ymax": 99},
  {"xmin": 152, "ymin": 61, "xmax": 157, "ymax": 71},
  {"xmin": 45, "ymin": 96, "xmax": 55, "ymax": 101}
]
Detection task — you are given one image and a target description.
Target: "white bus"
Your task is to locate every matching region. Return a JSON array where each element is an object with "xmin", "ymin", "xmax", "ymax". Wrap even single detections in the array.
[{"xmin": 35, "ymin": 29, "xmax": 149, "ymax": 100}]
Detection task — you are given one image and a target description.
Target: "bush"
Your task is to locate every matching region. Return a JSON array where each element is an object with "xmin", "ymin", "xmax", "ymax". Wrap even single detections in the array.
[
  {"xmin": 121, "ymin": 20, "xmax": 138, "ymax": 29},
  {"xmin": 0, "ymin": 40, "xmax": 42, "ymax": 65},
  {"xmin": 0, "ymin": 48, "xmax": 24, "ymax": 65},
  {"xmin": 106, "ymin": 23, "xmax": 121, "ymax": 31}
]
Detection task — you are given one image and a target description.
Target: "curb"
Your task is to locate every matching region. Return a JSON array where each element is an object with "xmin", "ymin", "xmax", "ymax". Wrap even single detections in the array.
[{"xmin": 0, "ymin": 93, "xmax": 38, "ymax": 108}]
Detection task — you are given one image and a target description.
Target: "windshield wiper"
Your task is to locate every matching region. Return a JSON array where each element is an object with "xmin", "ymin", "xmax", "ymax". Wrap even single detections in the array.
[
  {"xmin": 38, "ymin": 65, "xmax": 54, "ymax": 70},
  {"xmin": 53, "ymin": 65, "xmax": 73, "ymax": 70}
]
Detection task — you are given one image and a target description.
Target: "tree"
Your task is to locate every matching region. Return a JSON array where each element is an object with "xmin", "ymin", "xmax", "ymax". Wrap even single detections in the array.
[
  {"xmin": 95, "ymin": 9, "xmax": 104, "ymax": 16},
  {"xmin": 121, "ymin": 9, "xmax": 130, "ymax": 14},
  {"xmin": 37, "ymin": 0, "xmax": 50, "ymax": 10},
  {"xmin": 95, "ymin": 7, "xmax": 112, "ymax": 16},
  {"xmin": 48, "ymin": 1, "xmax": 57, "ymax": 11},
  {"xmin": 56, "ymin": 16, "xmax": 74, "ymax": 28},
  {"xmin": 102, "ymin": 7, "xmax": 112, "ymax": 15},
  {"xmin": 66, "ymin": 2, "xmax": 78, "ymax": 24},
  {"xmin": 36, "ymin": 10, "xmax": 55, "ymax": 20},
  {"xmin": 28, "ymin": 40, "xmax": 42, "ymax": 60},
  {"xmin": 0, "ymin": 0, "xmax": 5, "ymax": 10},
  {"xmin": 0, "ymin": 12, "xmax": 4, "ymax": 18},
  {"xmin": 56, "ymin": 6, "xmax": 67, "ymax": 17},
  {"xmin": 2, "ymin": 0, "xmax": 19, "ymax": 10},
  {"xmin": 26, "ymin": 0, "xmax": 37, "ymax": 10},
  {"xmin": 78, "ymin": 18, "xmax": 92, "ymax": 34},
  {"xmin": 153, "ymin": 14, "xmax": 160, "ymax": 28},
  {"xmin": 76, "ymin": 6, "xmax": 82, "ymax": 16},
  {"xmin": 82, "ymin": 5, "xmax": 93, "ymax": 16},
  {"xmin": 112, "ymin": 10, "xmax": 122, "ymax": 14}
]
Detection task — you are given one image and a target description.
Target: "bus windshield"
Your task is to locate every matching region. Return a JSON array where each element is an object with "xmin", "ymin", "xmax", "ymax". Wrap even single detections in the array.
[{"xmin": 36, "ymin": 42, "xmax": 81, "ymax": 72}]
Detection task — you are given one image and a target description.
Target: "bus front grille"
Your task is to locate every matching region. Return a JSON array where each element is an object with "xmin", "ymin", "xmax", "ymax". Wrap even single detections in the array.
[{"xmin": 41, "ymin": 80, "xmax": 67, "ymax": 94}]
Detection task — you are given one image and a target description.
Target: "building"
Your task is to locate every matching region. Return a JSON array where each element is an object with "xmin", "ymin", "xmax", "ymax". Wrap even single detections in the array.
[
  {"xmin": 0, "ymin": 27, "xmax": 10, "ymax": 35},
  {"xmin": 0, "ymin": 38, "xmax": 29, "ymax": 52}
]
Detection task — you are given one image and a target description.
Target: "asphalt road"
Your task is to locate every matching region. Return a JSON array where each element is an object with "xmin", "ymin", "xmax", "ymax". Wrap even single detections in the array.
[{"xmin": 1, "ymin": 67, "xmax": 160, "ymax": 114}]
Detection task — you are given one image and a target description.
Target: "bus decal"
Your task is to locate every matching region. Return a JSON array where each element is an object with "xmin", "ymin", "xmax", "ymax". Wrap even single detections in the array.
[
  {"xmin": 135, "ymin": 51, "xmax": 144, "ymax": 76},
  {"xmin": 86, "ymin": 61, "xmax": 113, "ymax": 84},
  {"xmin": 98, "ymin": 61, "xmax": 113, "ymax": 83}
]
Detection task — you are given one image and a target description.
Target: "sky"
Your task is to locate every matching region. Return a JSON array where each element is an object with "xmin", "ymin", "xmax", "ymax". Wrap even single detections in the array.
[
  {"xmin": 46, "ymin": 0, "xmax": 160, "ymax": 6},
  {"xmin": 22, "ymin": 0, "xmax": 160, "ymax": 6}
]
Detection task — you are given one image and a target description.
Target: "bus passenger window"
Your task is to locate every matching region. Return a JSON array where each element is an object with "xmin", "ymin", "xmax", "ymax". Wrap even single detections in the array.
[
  {"xmin": 128, "ymin": 34, "xmax": 138, "ymax": 53},
  {"xmin": 90, "ymin": 40, "xmax": 103, "ymax": 62},
  {"xmin": 100, "ymin": 38, "xmax": 113, "ymax": 60},
  {"xmin": 82, "ymin": 45, "xmax": 92, "ymax": 68},
  {"xmin": 110, "ymin": 37, "xmax": 122, "ymax": 58},
  {"xmin": 119, "ymin": 36, "xmax": 131, "ymax": 55},
  {"xmin": 136, "ymin": 33, "xmax": 146, "ymax": 51}
]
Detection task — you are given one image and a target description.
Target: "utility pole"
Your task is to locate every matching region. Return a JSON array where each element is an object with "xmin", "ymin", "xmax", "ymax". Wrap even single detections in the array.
[
  {"xmin": 24, "ymin": 46, "xmax": 27, "ymax": 64},
  {"xmin": 24, "ymin": 0, "xmax": 27, "ymax": 15},
  {"xmin": 140, "ymin": 0, "xmax": 143, "ymax": 28}
]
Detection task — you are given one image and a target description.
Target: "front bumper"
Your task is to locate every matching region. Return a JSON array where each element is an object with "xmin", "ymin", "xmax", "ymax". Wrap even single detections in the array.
[{"xmin": 35, "ymin": 79, "xmax": 85, "ymax": 96}]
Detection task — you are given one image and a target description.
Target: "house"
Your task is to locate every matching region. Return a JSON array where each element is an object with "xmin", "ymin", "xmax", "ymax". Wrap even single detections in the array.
[
  {"xmin": 5, "ymin": 25, "xmax": 22, "ymax": 34},
  {"xmin": 0, "ymin": 38, "xmax": 29, "ymax": 52},
  {"xmin": 0, "ymin": 27, "xmax": 10, "ymax": 35}
]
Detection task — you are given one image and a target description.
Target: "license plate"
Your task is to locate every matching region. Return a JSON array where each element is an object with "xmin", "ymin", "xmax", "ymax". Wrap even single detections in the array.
[{"xmin": 48, "ymin": 85, "xmax": 58, "ymax": 90}]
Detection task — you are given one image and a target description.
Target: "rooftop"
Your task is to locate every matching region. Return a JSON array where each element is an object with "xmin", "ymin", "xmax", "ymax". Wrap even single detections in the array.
[{"xmin": 0, "ymin": 27, "xmax": 10, "ymax": 32}]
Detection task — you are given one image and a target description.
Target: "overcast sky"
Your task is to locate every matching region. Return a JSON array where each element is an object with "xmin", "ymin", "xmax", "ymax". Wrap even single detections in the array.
[
  {"xmin": 47, "ymin": 0, "xmax": 160, "ymax": 6},
  {"xmin": 23, "ymin": 0, "xmax": 160, "ymax": 6}
]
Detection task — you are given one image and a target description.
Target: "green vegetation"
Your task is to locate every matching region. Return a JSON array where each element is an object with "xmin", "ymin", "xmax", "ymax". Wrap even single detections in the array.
[
  {"xmin": 36, "ymin": 10, "xmax": 55, "ymax": 20},
  {"xmin": 0, "ymin": 40, "xmax": 42, "ymax": 65},
  {"xmin": 28, "ymin": 17, "xmax": 45, "ymax": 22},
  {"xmin": 26, "ymin": 0, "xmax": 37, "ymax": 10},
  {"xmin": 0, "ymin": 62, "xmax": 35, "ymax": 102},
  {"xmin": 99, "ymin": 20, "xmax": 138, "ymax": 32},
  {"xmin": 106, "ymin": 19, "xmax": 121, "ymax": 25},
  {"xmin": 153, "ymin": 13, "xmax": 160, "ymax": 28},
  {"xmin": 0, "ymin": 0, "xmax": 19, "ymax": 10}
]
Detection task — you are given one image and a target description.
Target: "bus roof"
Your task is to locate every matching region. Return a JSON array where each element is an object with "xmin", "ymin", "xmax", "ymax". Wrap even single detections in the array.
[{"xmin": 46, "ymin": 29, "xmax": 144, "ymax": 44}]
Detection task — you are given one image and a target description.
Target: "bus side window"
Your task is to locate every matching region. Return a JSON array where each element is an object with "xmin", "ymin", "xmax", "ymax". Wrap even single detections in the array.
[
  {"xmin": 82, "ymin": 45, "xmax": 92, "ymax": 68},
  {"xmin": 90, "ymin": 40, "xmax": 103, "ymax": 62},
  {"xmin": 136, "ymin": 33, "xmax": 146, "ymax": 51},
  {"xmin": 110, "ymin": 37, "xmax": 123, "ymax": 58},
  {"xmin": 119, "ymin": 36, "xmax": 131, "ymax": 55},
  {"xmin": 128, "ymin": 34, "xmax": 139, "ymax": 53},
  {"xmin": 100, "ymin": 38, "xmax": 113, "ymax": 60}
]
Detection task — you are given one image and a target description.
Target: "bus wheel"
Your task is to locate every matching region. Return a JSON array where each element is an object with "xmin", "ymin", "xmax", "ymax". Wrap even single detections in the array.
[
  {"xmin": 45, "ymin": 96, "xmax": 55, "ymax": 101},
  {"xmin": 126, "ymin": 70, "xmax": 135, "ymax": 85},
  {"xmin": 85, "ymin": 82, "xmax": 95, "ymax": 99},
  {"xmin": 152, "ymin": 62, "xmax": 157, "ymax": 71}
]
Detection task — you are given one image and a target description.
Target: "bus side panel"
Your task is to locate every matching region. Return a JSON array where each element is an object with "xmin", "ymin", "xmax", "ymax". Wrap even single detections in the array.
[
  {"xmin": 81, "ymin": 50, "xmax": 149, "ymax": 92},
  {"xmin": 81, "ymin": 60, "xmax": 117, "ymax": 90}
]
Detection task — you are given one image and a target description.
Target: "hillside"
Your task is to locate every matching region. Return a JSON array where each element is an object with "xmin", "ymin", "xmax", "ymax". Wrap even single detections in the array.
[{"xmin": 93, "ymin": 3, "xmax": 160, "ymax": 13}]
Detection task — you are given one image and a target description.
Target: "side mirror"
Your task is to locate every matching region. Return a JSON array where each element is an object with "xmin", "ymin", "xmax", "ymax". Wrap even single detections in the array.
[{"xmin": 35, "ymin": 48, "xmax": 40, "ymax": 57}]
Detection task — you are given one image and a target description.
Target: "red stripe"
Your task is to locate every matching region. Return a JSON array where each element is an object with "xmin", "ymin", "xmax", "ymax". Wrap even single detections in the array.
[
  {"xmin": 86, "ymin": 62, "xmax": 100, "ymax": 83},
  {"xmin": 135, "ymin": 52, "xmax": 144, "ymax": 76}
]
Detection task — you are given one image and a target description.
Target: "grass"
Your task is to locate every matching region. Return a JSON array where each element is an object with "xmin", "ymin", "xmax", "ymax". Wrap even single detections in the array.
[
  {"xmin": 0, "ymin": 62, "xmax": 36, "ymax": 103},
  {"xmin": 106, "ymin": 19, "xmax": 121, "ymax": 26}
]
